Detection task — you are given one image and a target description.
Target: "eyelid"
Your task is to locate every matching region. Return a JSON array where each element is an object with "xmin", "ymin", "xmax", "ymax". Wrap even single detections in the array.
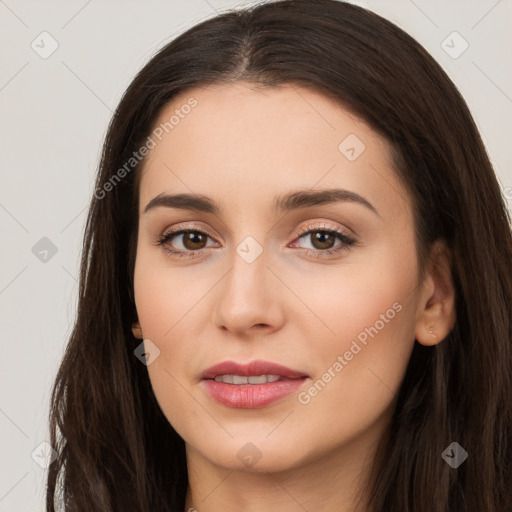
[
  {"xmin": 159, "ymin": 220, "xmax": 353, "ymax": 240},
  {"xmin": 290, "ymin": 222, "xmax": 357, "ymax": 254},
  {"xmin": 294, "ymin": 221, "xmax": 355, "ymax": 239},
  {"xmin": 157, "ymin": 220, "xmax": 357, "ymax": 257},
  {"xmin": 156, "ymin": 223, "xmax": 219, "ymax": 249},
  {"xmin": 159, "ymin": 221, "xmax": 218, "ymax": 240}
]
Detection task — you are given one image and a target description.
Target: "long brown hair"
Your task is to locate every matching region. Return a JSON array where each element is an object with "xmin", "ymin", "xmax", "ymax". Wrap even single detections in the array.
[{"xmin": 46, "ymin": 1, "xmax": 512, "ymax": 510}]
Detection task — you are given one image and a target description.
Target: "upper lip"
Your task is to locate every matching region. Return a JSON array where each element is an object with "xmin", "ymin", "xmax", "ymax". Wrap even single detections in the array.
[{"xmin": 201, "ymin": 359, "xmax": 310, "ymax": 380}]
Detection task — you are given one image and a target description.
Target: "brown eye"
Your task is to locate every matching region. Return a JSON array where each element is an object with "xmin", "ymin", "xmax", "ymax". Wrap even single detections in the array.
[
  {"xmin": 181, "ymin": 231, "xmax": 208, "ymax": 250},
  {"xmin": 309, "ymin": 231, "xmax": 337, "ymax": 250},
  {"xmin": 291, "ymin": 224, "xmax": 357, "ymax": 258},
  {"xmin": 157, "ymin": 229, "xmax": 217, "ymax": 257}
]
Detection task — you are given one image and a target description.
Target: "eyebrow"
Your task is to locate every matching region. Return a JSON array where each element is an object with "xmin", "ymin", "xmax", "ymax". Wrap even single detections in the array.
[{"xmin": 143, "ymin": 188, "xmax": 380, "ymax": 217}]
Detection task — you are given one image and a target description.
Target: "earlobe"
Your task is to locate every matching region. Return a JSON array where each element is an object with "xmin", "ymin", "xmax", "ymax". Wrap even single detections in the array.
[
  {"xmin": 414, "ymin": 240, "xmax": 456, "ymax": 346},
  {"xmin": 416, "ymin": 319, "xmax": 445, "ymax": 347},
  {"xmin": 132, "ymin": 322, "xmax": 143, "ymax": 339}
]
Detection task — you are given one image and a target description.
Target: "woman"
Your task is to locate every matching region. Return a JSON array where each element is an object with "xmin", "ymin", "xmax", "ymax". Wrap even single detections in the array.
[{"xmin": 46, "ymin": 0, "xmax": 512, "ymax": 510}]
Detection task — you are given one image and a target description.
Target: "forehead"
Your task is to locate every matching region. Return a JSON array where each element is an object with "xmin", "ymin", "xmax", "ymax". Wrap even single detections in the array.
[{"xmin": 138, "ymin": 82, "xmax": 410, "ymax": 219}]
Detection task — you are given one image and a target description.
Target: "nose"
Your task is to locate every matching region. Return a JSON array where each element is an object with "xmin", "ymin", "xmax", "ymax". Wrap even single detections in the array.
[{"xmin": 213, "ymin": 245, "xmax": 285, "ymax": 338}]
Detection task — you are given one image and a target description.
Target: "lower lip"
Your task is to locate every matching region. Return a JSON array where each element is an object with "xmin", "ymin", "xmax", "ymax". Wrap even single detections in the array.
[{"xmin": 202, "ymin": 378, "xmax": 309, "ymax": 408}]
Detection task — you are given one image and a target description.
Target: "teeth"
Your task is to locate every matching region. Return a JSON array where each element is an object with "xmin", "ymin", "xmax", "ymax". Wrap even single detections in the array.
[{"xmin": 213, "ymin": 374, "xmax": 281, "ymax": 384}]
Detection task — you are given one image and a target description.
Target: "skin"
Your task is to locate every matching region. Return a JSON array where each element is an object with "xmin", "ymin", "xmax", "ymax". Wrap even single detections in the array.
[{"xmin": 133, "ymin": 82, "xmax": 456, "ymax": 512}]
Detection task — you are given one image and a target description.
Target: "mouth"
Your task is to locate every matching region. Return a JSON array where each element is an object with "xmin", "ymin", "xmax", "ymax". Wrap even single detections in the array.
[
  {"xmin": 200, "ymin": 359, "xmax": 309, "ymax": 380},
  {"xmin": 200, "ymin": 359, "xmax": 310, "ymax": 408},
  {"xmin": 212, "ymin": 374, "xmax": 284, "ymax": 384}
]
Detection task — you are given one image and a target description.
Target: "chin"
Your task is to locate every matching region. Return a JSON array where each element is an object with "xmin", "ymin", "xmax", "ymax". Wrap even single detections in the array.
[{"xmin": 191, "ymin": 435, "xmax": 311, "ymax": 474}]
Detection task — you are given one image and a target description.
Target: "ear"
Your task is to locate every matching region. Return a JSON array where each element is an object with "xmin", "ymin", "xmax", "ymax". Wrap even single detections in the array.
[
  {"xmin": 414, "ymin": 240, "xmax": 456, "ymax": 346},
  {"xmin": 131, "ymin": 321, "xmax": 143, "ymax": 339}
]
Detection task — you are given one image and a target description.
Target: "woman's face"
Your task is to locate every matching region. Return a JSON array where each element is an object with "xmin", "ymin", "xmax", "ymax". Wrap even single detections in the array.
[{"xmin": 133, "ymin": 82, "xmax": 430, "ymax": 473}]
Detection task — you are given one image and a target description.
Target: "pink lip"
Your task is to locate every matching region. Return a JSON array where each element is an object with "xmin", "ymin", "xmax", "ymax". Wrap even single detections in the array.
[
  {"xmin": 200, "ymin": 359, "xmax": 310, "ymax": 409},
  {"xmin": 200, "ymin": 359, "xmax": 309, "ymax": 380}
]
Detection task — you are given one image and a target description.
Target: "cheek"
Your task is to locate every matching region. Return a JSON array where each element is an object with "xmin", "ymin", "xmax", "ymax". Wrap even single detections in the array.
[
  {"xmin": 292, "ymin": 308, "xmax": 414, "ymax": 461},
  {"xmin": 133, "ymin": 239, "xmax": 210, "ymax": 341},
  {"xmin": 286, "ymin": 237, "xmax": 417, "ymax": 352},
  {"xmin": 133, "ymin": 250, "xmax": 216, "ymax": 438},
  {"xmin": 289, "ymin": 246, "xmax": 418, "ymax": 440}
]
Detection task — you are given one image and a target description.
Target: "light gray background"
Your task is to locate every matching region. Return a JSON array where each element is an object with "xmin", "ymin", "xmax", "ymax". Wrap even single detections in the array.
[{"xmin": 1, "ymin": 0, "xmax": 511, "ymax": 510}]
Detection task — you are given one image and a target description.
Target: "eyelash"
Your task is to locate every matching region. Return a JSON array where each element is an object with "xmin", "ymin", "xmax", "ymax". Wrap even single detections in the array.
[{"xmin": 156, "ymin": 223, "xmax": 357, "ymax": 259}]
